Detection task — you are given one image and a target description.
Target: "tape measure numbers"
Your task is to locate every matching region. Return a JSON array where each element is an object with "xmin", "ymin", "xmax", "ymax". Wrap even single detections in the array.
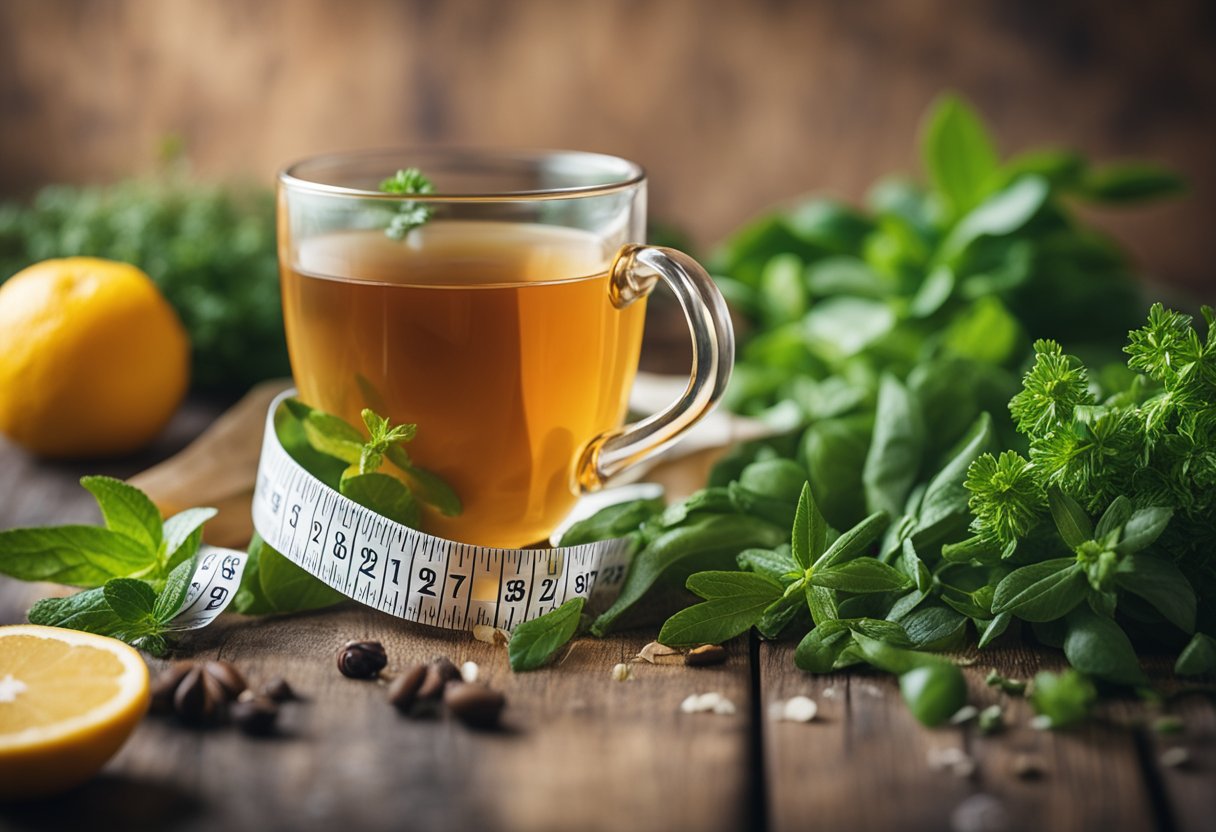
[{"xmin": 248, "ymin": 390, "xmax": 635, "ymax": 632}]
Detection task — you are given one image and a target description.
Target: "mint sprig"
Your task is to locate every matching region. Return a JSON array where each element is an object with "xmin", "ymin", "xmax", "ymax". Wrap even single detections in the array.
[
  {"xmin": 1, "ymin": 476, "xmax": 217, "ymax": 655},
  {"xmin": 379, "ymin": 167, "xmax": 434, "ymax": 239}
]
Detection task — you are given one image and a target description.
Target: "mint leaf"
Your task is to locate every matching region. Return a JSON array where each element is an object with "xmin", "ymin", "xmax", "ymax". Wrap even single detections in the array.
[
  {"xmin": 1114, "ymin": 555, "xmax": 1195, "ymax": 633},
  {"xmin": 259, "ymin": 541, "xmax": 346, "ymax": 614},
  {"xmin": 559, "ymin": 498, "xmax": 664, "ymax": 547},
  {"xmin": 790, "ymin": 482, "xmax": 828, "ymax": 570},
  {"xmin": 153, "ymin": 552, "xmax": 198, "ymax": 623},
  {"xmin": 808, "ymin": 558, "xmax": 912, "ymax": 593},
  {"xmin": 379, "ymin": 168, "xmax": 434, "ymax": 239},
  {"xmin": 922, "ymin": 94, "xmax": 1000, "ymax": 218},
  {"xmin": 1114, "ymin": 506, "xmax": 1173, "ymax": 555},
  {"xmin": 399, "ymin": 464, "xmax": 463, "ymax": 518},
  {"xmin": 1046, "ymin": 487, "xmax": 1093, "ymax": 549},
  {"xmin": 302, "ymin": 411, "xmax": 364, "ymax": 463},
  {"xmin": 28, "ymin": 588, "xmax": 122, "ymax": 633},
  {"xmin": 509, "ymin": 598, "xmax": 584, "ymax": 671},
  {"xmin": 341, "ymin": 472, "xmax": 420, "ymax": 528},
  {"xmin": 81, "ymin": 476, "xmax": 162, "ymax": 554},
  {"xmin": 863, "ymin": 375, "xmax": 925, "ymax": 517},
  {"xmin": 938, "ymin": 175, "xmax": 1049, "ymax": 263},
  {"xmin": 162, "ymin": 507, "xmax": 217, "ymax": 571},
  {"xmin": 1063, "ymin": 606, "xmax": 1148, "ymax": 687},
  {"xmin": 0, "ymin": 526, "xmax": 156, "ymax": 588},
  {"xmin": 658, "ymin": 571, "xmax": 783, "ymax": 646},
  {"xmin": 103, "ymin": 578, "xmax": 158, "ymax": 622},
  {"xmin": 813, "ymin": 511, "xmax": 890, "ymax": 569},
  {"xmin": 991, "ymin": 559, "xmax": 1085, "ymax": 622}
]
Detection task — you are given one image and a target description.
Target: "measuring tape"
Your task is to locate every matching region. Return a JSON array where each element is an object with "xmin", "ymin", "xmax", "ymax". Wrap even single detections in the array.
[{"xmin": 235, "ymin": 390, "xmax": 635, "ymax": 633}]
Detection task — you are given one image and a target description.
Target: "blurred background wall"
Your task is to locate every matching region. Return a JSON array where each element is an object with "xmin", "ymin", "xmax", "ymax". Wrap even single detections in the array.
[{"xmin": 0, "ymin": 0, "xmax": 1212, "ymax": 295}]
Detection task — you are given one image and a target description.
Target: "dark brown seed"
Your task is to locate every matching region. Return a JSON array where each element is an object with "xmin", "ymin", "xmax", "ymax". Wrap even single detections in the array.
[
  {"xmin": 417, "ymin": 656, "xmax": 463, "ymax": 700},
  {"xmin": 337, "ymin": 640, "xmax": 388, "ymax": 679},
  {"xmin": 203, "ymin": 660, "xmax": 247, "ymax": 701},
  {"xmin": 150, "ymin": 662, "xmax": 193, "ymax": 715},
  {"xmin": 230, "ymin": 695, "xmax": 280, "ymax": 737},
  {"xmin": 685, "ymin": 644, "xmax": 728, "ymax": 667},
  {"xmin": 261, "ymin": 677, "xmax": 296, "ymax": 702},
  {"xmin": 173, "ymin": 667, "xmax": 223, "ymax": 726},
  {"xmin": 444, "ymin": 682, "xmax": 506, "ymax": 729},
  {"xmin": 387, "ymin": 663, "xmax": 428, "ymax": 712}
]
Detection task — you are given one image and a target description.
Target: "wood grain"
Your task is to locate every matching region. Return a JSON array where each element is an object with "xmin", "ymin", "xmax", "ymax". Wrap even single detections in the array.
[{"xmin": 0, "ymin": 0, "xmax": 1213, "ymax": 295}]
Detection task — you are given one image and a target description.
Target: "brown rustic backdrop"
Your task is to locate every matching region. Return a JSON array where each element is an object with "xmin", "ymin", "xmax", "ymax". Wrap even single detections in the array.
[{"xmin": 1, "ymin": 0, "xmax": 1213, "ymax": 295}]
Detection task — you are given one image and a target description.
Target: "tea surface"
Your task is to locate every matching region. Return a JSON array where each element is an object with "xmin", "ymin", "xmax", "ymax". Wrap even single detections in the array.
[{"xmin": 281, "ymin": 221, "xmax": 646, "ymax": 547}]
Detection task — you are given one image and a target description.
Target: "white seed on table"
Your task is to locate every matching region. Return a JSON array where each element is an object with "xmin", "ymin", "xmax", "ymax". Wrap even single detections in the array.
[
  {"xmin": 950, "ymin": 705, "xmax": 979, "ymax": 725},
  {"xmin": 611, "ymin": 663, "xmax": 632, "ymax": 682},
  {"xmin": 680, "ymin": 692, "xmax": 734, "ymax": 714},
  {"xmin": 782, "ymin": 696, "xmax": 819, "ymax": 723},
  {"xmin": 460, "ymin": 661, "xmax": 479, "ymax": 683},
  {"xmin": 1160, "ymin": 747, "xmax": 1190, "ymax": 768}
]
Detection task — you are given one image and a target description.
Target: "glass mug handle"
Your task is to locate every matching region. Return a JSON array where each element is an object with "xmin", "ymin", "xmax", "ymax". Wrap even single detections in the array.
[{"xmin": 576, "ymin": 244, "xmax": 735, "ymax": 492}]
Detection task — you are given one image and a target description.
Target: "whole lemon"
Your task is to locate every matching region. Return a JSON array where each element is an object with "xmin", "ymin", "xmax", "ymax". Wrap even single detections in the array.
[{"xmin": 0, "ymin": 257, "xmax": 189, "ymax": 457}]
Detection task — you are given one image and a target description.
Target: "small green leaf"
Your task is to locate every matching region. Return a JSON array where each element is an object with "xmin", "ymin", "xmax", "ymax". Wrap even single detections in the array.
[
  {"xmin": 103, "ymin": 578, "xmax": 158, "ymax": 622},
  {"xmin": 153, "ymin": 553, "xmax": 198, "ymax": 623},
  {"xmin": 1063, "ymin": 606, "xmax": 1148, "ymax": 687},
  {"xmin": 28, "ymin": 588, "xmax": 123, "ymax": 635},
  {"xmin": 813, "ymin": 511, "xmax": 890, "ymax": 570},
  {"xmin": 1079, "ymin": 163, "xmax": 1184, "ymax": 203},
  {"xmin": 302, "ymin": 410, "xmax": 365, "ymax": 463},
  {"xmin": 658, "ymin": 571, "xmax": 784, "ymax": 646},
  {"xmin": 162, "ymin": 507, "xmax": 217, "ymax": 571},
  {"xmin": 1093, "ymin": 496, "xmax": 1133, "ymax": 543},
  {"xmin": 0, "ymin": 526, "xmax": 157, "ymax": 588},
  {"xmin": 791, "ymin": 483, "xmax": 828, "ymax": 570},
  {"xmin": 921, "ymin": 94, "xmax": 1000, "ymax": 218},
  {"xmin": 863, "ymin": 376, "xmax": 925, "ymax": 520},
  {"xmin": 900, "ymin": 663, "xmax": 968, "ymax": 727},
  {"xmin": 1175, "ymin": 633, "xmax": 1216, "ymax": 677},
  {"xmin": 850, "ymin": 632, "xmax": 945, "ymax": 675},
  {"xmin": 259, "ymin": 542, "xmax": 346, "ymax": 614},
  {"xmin": 804, "ymin": 583, "xmax": 839, "ymax": 627},
  {"xmin": 559, "ymin": 498, "xmax": 664, "ymax": 547},
  {"xmin": 1114, "ymin": 555, "xmax": 1195, "ymax": 633},
  {"xmin": 795, "ymin": 625, "xmax": 854, "ymax": 673},
  {"xmin": 808, "ymin": 558, "xmax": 912, "ymax": 594},
  {"xmin": 399, "ymin": 465, "xmax": 463, "ymax": 518},
  {"xmin": 977, "ymin": 612, "xmax": 1012, "ymax": 648},
  {"xmin": 80, "ymin": 476, "xmax": 162, "ymax": 554},
  {"xmin": 939, "ymin": 176, "xmax": 1049, "ymax": 263},
  {"xmin": 509, "ymin": 598, "xmax": 584, "ymax": 671},
  {"xmin": 991, "ymin": 560, "xmax": 1086, "ymax": 622},
  {"xmin": 1046, "ymin": 487, "xmax": 1093, "ymax": 549},
  {"xmin": 1029, "ymin": 670, "xmax": 1095, "ymax": 728},
  {"xmin": 340, "ymin": 473, "xmax": 420, "ymax": 528},
  {"xmin": 899, "ymin": 605, "xmax": 968, "ymax": 650},
  {"xmin": 737, "ymin": 546, "xmax": 799, "ymax": 581},
  {"xmin": 1114, "ymin": 507, "xmax": 1173, "ymax": 555}
]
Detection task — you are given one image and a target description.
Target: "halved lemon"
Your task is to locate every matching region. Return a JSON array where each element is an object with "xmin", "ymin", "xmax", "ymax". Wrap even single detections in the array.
[{"xmin": 0, "ymin": 625, "xmax": 150, "ymax": 799}]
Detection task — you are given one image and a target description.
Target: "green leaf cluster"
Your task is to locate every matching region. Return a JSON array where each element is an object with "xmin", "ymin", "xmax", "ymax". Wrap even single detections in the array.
[
  {"xmin": 0, "ymin": 175, "xmax": 284, "ymax": 390},
  {"xmin": 233, "ymin": 398, "xmax": 461, "ymax": 615},
  {"xmin": 0, "ymin": 476, "xmax": 216, "ymax": 654}
]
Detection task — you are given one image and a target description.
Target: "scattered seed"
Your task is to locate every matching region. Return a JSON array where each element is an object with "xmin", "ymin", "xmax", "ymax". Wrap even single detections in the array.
[
  {"xmin": 472, "ymin": 625, "xmax": 509, "ymax": 646},
  {"xmin": 611, "ymin": 663, "xmax": 632, "ymax": 682},
  {"xmin": 203, "ymin": 660, "xmax": 247, "ymax": 700},
  {"xmin": 978, "ymin": 704, "xmax": 1003, "ymax": 735},
  {"xmin": 822, "ymin": 687, "xmax": 838, "ymax": 699},
  {"xmin": 780, "ymin": 696, "xmax": 819, "ymax": 723},
  {"xmin": 680, "ymin": 692, "xmax": 732, "ymax": 714},
  {"xmin": 1153, "ymin": 715, "xmax": 1184, "ymax": 735},
  {"xmin": 950, "ymin": 705, "xmax": 979, "ymax": 725},
  {"xmin": 261, "ymin": 677, "xmax": 297, "ymax": 702},
  {"xmin": 336, "ymin": 641, "xmax": 388, "ymax": 679},
  {"xmin": 685, "ymin": 644, "xmax": 728, "ymax": 667},
  {"xmin": 860, "ymin": 683, "xmax": 882, "ymax": 698},
  {"xmin": 984, "ymin": 669, "xmax": 1026, "ymax": 696},
  {"xmin": 444, "ymin": 682, "xmax": 506, "ymax": 729},
  {"xmin": 173, "ymin": 666, "xmax": 225, "ymax": 726},
  {"xmin": 637, "ymin": 642, "xmax": 684, "ymax": 665},
  {"xmin": 713, "ymin": 698, "xmax": 737, "ymax": 715},
  {"xmin": 928, "ymin": 746, "xmax": 976, "ymax": 778},
  {"xmin": 388, "ymin": 663, "xmax": 428, "ymax": 712},
  {"xmin": 1160, "ymin": 747, "xmax": 1190, "ymax": 769},
  {"xmin": 150, "ymin": 663, "xmax": 193, "ymax": 715},
  {"xmin": 950, "ymin": 793, "xmax": 1010, "ymax": 832},
  {"xmin": 461, "ymin": 661, "xmax": 480, "ymax": 684},
  {"xmin": 1011, "ymin": 753, "xmax": 1045, "ymax": 780},
  {"xmin": 418, "ymin": 657, "xmax": 463, "ymax": 700}
]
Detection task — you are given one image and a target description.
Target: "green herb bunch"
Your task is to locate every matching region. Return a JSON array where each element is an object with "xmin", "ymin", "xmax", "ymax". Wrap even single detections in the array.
[
  {"xmin": 232, "ymin": 399, "xmax": 461, "ymax": 615},
  {"xmin": 0, "ymin": 477, "xmax": 218, "ymax": 655},
  {"xmin": 0, "ymin": 176, "xmax": 285, "ymax": 390}
]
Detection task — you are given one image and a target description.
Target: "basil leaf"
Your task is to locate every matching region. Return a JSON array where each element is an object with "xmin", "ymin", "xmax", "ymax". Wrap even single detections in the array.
[
  {"xmin": 1046, "ymin": 487, "xmax": 1093, "ymax": 549},
  {"xmin": 991, "ymin": 559, "xmax": 1086, "ymax": 622},
  {"xmin": 939, "ymin": 176, "xmax": 1049, "ymax": 263},
  {"xmin": 977, "ymin": 611, "xmax": 1012, "ymax": 648},
  {"xmin": 813, "ymin": 511, "xmax": 890, "ymax": 570},
  {"xmin": 340, "ymin": 472, "xmax": 420, "ymax": 528},
  {"xmin": 153, "ymin": 552, "xmax": 198, "ymax": 623},
  {"xmin": 863, "ymin": 375, "xmax": 924, "ymax": 518},
  {"xmin": 1114, "ymin": 555, "xmax": 1196, "ymax": 633},
  {"xmin": 899, "ymin": 605, "xmax": 968, "ymax": 650},
  {"xmin": 80, "ymin": 476, "xmax": 162, "ymax": 554},
  {"xmin": 0, "ymin": 526, "xmax": 156, "ymax": 588},
  {"xmin": 399, "ymin": 464, "xmax": 463, "ymax": 518},
  {"xmin": 1175, "ymin": 633, "xmax": 1216, "ymax": 677},
  {"xmin": 922, "ymin": 94, "xmax": 1000, "ymax": 218},
  {"xmin": 591, "ymin": 514, "xmax": 786, "ymax": 636},
  {"xmin": 791, "ymin": 483, "xmax": 828, "ymax": 570},
  {"xmin": 103, "ymin": 578, "xmax": 158, "ymax": 622},
  {"xmin": 509, "ymin": 598, "xmax": 584, "ymax": 671},
  {"xmin": 808, "ymin": 558, "xmax": 912, "ymax": 594},
  {"xmin": 795, "ymin": 625, "xmax": 853, "ymax": 673},
  {"xmin": 1063, "ymin": 606, "xmax": 1148, "ymax": 686},
  {"xmin": 1114, "ymin": 507, "xmax": 1173, "ymax": 555},
  {"xmin": 559, "ymin": 498, "xmax": 664, "ymax": 547},
  {"xmin": 162, "ymin": 507, "xmax": 217, "ymax": 572},
  {"xmin": 1093, "ymin": 496, "xmax": 1132, "ymax": 543},
  {"xmin": 899, "ymin": 539, "xmax": 931, "ymax": 593}
]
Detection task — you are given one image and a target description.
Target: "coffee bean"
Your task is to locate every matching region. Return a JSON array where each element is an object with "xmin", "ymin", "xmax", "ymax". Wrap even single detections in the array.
[
  {"xmin": 444, "ymin": 682, "xmax": 506, "ymax": 729},
  {"xmin": 231, "ymin": 695, "xmax": 280, "ymax": 737},
  {"xmin": 418, "ymin": 657, "xmax": 462, "ymax": 700},
  {"xmin": 150, "ymin": 662, "xmax": 193, "ymax": 715},
  {"xmin": 203, "ymin": 660, "xmax": 247, "ymax": 700},
  {"xmin": 337, "ymin": 640, "xmax": 388, "ymax": 679},
  {"xmin": 261, "ymin": 677, "xmax": 297, "ymax": 702},
  {"xmin": 173, "ymin": 666, "xmax": 225, "ymax": 726},
  {"xmin": 685, "ymin": 644, "xmax": 728, "ymax": 667},
  {"xmin": 388, "ymin": 663, "xmax": 428, "ymax": 712}
]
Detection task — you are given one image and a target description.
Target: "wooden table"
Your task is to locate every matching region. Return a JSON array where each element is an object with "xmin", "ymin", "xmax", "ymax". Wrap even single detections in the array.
[{"xmin": 1, "ymin": 403, "xmax": 1212, "ymax": 832}]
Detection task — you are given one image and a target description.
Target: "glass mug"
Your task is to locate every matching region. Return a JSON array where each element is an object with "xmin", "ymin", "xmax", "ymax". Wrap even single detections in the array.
[{"xmin": 277, "ymin": 149, "xmax": 733, "ymax": 549}]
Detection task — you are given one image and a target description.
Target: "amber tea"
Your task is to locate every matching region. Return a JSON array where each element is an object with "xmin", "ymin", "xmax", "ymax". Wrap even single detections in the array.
[{"xmin": 281, "ymin": 221, "xmax": 647, "ymax": 548}]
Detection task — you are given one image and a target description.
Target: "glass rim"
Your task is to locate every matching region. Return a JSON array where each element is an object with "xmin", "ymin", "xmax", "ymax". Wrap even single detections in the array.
[{"xmin": 278, "ymin": 147, "xmax": 647, "ymax": 202}]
